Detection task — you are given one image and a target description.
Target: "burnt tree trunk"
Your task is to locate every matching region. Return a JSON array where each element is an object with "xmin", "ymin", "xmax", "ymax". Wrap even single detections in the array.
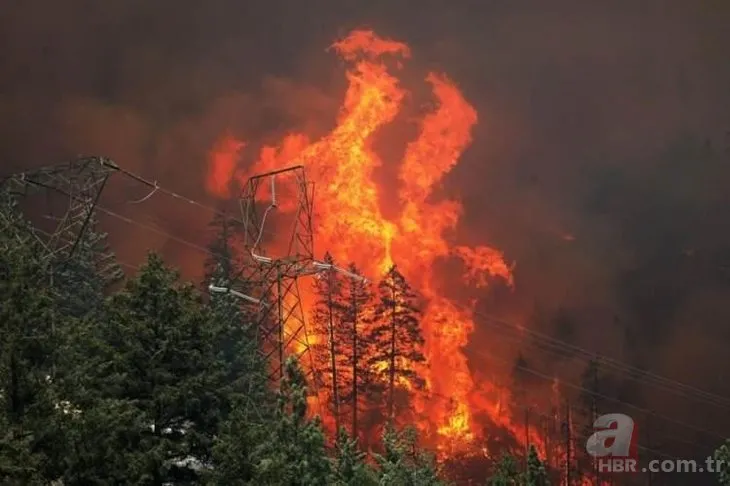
[
  {"xmin": 388, "ymin": 282, "xmax": 396, "ymax": 423},
  {"xmin": 327, "ymin": 275, "xmax": 341, "ymax": 432},
  {"xmin": 351, "ymin": 291, "xmax": 359, "ymax": 438}
]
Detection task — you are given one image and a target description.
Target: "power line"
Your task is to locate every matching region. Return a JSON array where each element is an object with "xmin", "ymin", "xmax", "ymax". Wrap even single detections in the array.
[
  {"xmin": 475, "ymin": 327, "xmax": 722, "ymax": 452},
  {"xmin": 464, "ymin": 352, "xmax": 718, "ymax": 457},
  {"xmin": 473, "ymin": 313, "xmax": 730, "ymax": 412},
  {"xmin": 404, "ymin": 281, "xmax": 730, "ymax": 412},
  {"xmin": 112, "ymin": 165, "xmax": 244, "ymax": 224},
  {"xmin": 405, "ymin": 285, "xmax": 730, "ymax": 415},
  {"xmin": 471, "ymin": 309, "xmax": 730, "ymax": 411},
  {"xmin": 468, "ymin": 344, "xmax": 728, "ymax": 443},
  {"xmin": 95, "ymin": 205, "xmax": 216, "ymax": 258}
]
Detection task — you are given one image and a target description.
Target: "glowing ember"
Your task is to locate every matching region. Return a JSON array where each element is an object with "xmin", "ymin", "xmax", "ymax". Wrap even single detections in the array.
[{"xmin": 206, "ymin": 29, "xmax": 517, "ymax": 451}]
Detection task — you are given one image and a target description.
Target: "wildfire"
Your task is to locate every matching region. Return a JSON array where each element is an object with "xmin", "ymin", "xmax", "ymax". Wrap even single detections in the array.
[{"xmin": 206, "ymin": 29, "xmax": 519, "ymax": 452}]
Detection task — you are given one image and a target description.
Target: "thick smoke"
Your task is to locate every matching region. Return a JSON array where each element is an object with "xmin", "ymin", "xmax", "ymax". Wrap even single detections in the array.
[{"xmin": 2, "ymin": 0, "xmax": 730, "ymax": 467}]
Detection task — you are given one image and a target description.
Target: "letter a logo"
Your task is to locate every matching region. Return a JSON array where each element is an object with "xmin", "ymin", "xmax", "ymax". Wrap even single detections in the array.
[{"xmin": 585, "ymin": 413, "xmax": 635, "ymax": 458}]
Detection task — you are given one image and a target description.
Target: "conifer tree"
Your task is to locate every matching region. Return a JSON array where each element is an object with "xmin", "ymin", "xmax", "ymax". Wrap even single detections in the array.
[
  {"xmin": 62, "ymin": 253, "xmax": 230, "ymax": 483},
  {"xmin": 715, "ymin": 439, "xmax": 730, "ymax": 486},
  {"xmin": 340, "ymin": 262, "xmax": 376, "ymax": 440},
  {"xmin": 53, "ymin": 210, "xmax": 124, "ymax": 320},
  {"xmin": 204, "ymin": 209, "xmax": 266, "ymax": 415},
  {"xmin": 208, "ymin": 272, "xmax": 270, "ymax": 424},
  {"xmin": 374, "ymin": 425, "xmax": 444, "ymax": 486},
  {"xmin": 330, "ymin": 427, "xmax": 377, "ymax": 486},
  {"xmin": 577, "ymin": 359, "xmax": 602, "ymax": 481},
  {"xmin": 311, "ymin": 252, "xmax": 348, "ymax": 433},
  {"xmin": 0, "ymin": 193, "xmax": 69, "ymax": 482},
  {"xmin": 487, "ymin": 448, "xmax": 550, "ymax": 486},
  {"xmin": 510, "ymin": 352, "xmax": 532, "ymax": 439},
  {"xmin": 204, "ymin": 211, "xmax": 243, "ymax": 286},
  {"xmin": 245, "ymin": 357, "xmax": 331, "ymax": 485},
  {"xmin": 489, "ymin": 454, "xmax": 520, "ymax": 485},
  {"xmin": 368, "ymin": 265, "xmax": 425, "ymax": 422},
  {"xmin": 524, "ymin": 446, "xmax": 550, "ymax": 486}
]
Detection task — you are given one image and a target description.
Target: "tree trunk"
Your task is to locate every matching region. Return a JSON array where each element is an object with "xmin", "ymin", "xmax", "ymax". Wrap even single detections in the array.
[
  {"xmin": 388, "ymin": 283, "xmax": 396, "ymax": 423},
  {"xmin": 327, "ymin": 276, "xmax": 340, "ymax": 433},
  {"xmin": 351, "ymin": 291, "xmax": 359, "ymax": 439}
]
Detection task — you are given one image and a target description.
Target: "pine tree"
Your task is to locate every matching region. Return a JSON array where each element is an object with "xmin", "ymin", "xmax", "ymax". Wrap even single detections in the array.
[
  {"xmin": 0, "ymin": 194, "xmax": 72, "ymax": 482},
  {"xmin": 576, "ymin": 359, "xmax": 600, "ymax": 482},
  {"xmin": 340, "ymin": 262, "xmax": 377, "ymax": 441},
  {"xmin": 61, "ymin": 253, "xmax": 231, "ymax": 484},
  {"xmin": 489, "ymin": 454, "xmax": 520, "ymax": 485},
  {"xmin": 374, "ymin": 425, "xmax": 444, "ymax": 486},
  {"xmin": 208, "ymin": 270, "xmax": 270, "ymax": 425},
  {"xmin": 0, "ymin": 411, "xmax": 44, "ymax": 484},
  {"xmin": 524, "ymin": 446, "xmax": 550, "ymax": 486},
  {"xmin": 579, "ymin": 359, "xmax": 604, "ymax": 421},
  {"xmin": 488, "ymin": 448, "xmax": 550, "ymax": 486},
  {"xmin": 311, "ymin": 252, "xmax": 348, "ymax": 433},
  {"xmin": 203, "ymin": 211, "xmax": 243, "ymax": 286},
  {"xmin": 52, "ymin": 211, "xmax": 123, "ymax": 320},
  {"xmin": 715, "ymin": 440, "xmax": 730, "ymax": 486},
  {"xmin": 330, "ymin": 427, "xmax": 377, "ymax": 486},
  {"xmin": 209, "ymin": 396, "xmax": 261, "ymax": 484},
  {"xmin": 368, "ymin": 265, "xmax": 425, "ymax": 422},
  {"xmin": 204, "ymin": 209, "xmax": 266, "ymax": 420},
  {"xmin": 246, "ymin": 357, "xmax": 331, "ymax": 485},
  {"xmin": 510, "ymin": 352, "xmax": 532, "ymax": 447}
]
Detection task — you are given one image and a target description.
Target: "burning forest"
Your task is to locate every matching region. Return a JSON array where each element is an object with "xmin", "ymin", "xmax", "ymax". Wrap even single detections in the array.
[
  {"xmin": 204, "ymin": 29, "xmax": 536, "ymax": 455},
  {"xmin": 2, "ymin": 2, "xmax": 730, "ymax": 485}
]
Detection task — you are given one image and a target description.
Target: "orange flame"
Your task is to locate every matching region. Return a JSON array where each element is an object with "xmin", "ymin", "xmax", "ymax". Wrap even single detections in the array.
[
  {"xmin": 205, "ymin": 134, "xmax": 244, "ymax": 198},
  {"xmin": 206, "ymin": 29, "xmax": 519, "ymax": 451}
]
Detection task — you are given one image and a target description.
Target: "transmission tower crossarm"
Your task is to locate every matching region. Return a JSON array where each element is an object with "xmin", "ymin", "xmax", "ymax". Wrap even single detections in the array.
[
  {"xmin": 0, "ymin": 156, "xmax": 119, "ymax": 261},
  {"xmin": 208, "ymin": 283, "xmax": 265, "ymax": 305}
]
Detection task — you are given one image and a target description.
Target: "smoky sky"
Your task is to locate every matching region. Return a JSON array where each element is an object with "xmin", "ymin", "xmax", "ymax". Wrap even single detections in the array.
[{"xmin": 2, "ymin": 0, "xmax": 730, "ymax": 466}]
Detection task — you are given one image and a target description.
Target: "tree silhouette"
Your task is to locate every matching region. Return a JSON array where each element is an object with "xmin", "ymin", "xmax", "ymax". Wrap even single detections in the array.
[
  {"xmin": 310, "ymin": 252, "xmax": 348, "ymax": 432},
  {"xmin": 339, "ymin": 262, "xmax": 377, "ymax": 441},
  {"xmin": 367, "ymin": 265, "xmax": 425, "ymax": 422}
]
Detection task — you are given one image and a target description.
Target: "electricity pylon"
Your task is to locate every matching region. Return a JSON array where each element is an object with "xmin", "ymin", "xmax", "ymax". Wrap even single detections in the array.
[
  {"xmin": 208, "ymin": 165, "xmax": 364, "ymax": 382},
  {"xmin": 0, "ymin": 157, "xmax": 121, "ymax": 276}
]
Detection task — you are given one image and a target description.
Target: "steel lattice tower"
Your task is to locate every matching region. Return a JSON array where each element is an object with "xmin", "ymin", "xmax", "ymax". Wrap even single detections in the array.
[
  {"xmin": 0, "ymin": 157, "xmax": 119, "ymax": 268},
  {"xmin": 216, "ymin": 165, "xmax": 320, "ymax": 381}
]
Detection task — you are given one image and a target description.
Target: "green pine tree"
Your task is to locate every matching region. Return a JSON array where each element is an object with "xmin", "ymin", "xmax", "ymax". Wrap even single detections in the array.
[
  {"xmin": 489, "ymin": 454, "xmax": 520, "ymax": 486},
  {"xmin": 208, "ymin": 270, "xmax": 270, "ymax": 425},
  {"xmin": 715, "ymin": 440, "xmax": 730, "ymax": 486},
  {"xmin": 247, "ymin": 357, "xmax": 331, "ymax": 485},
  {"xmin": 488, "ymin": 449, "xmax": 550, "ymax": 486},
  {"xmin": 374, "ymin": 425, "xmax": 444, "ymax": 486},
  {"xmin": 524, "ymin": 446, "xmax": 549, "ymax": 486},
  {"xmin": 52, "ymin": 211, "xmax": 123, "ymax": 320},
  {"xmin": 0, "ymin": 193, "xmax": 69, "ymax": 482},
  {"xmin": 61, "ymin": 253, "xmax": 231, "ymax": 484},
  {"xmin": 330, "ymin": 427, "xmax": 378, "ymax": 486},
  {"xmin": 208, "ymin": 395, "xmax": 266, "ymax": 485}
]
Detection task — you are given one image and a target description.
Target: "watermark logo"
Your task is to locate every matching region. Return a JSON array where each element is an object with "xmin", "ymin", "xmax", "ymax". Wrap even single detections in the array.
[
  {"xmin": 586, "ymin": 413, "xmax": 638, "ymax": 473},
  {"xmin": 585, "ymin": 413, "xmax": 726, "ymax": 475}
]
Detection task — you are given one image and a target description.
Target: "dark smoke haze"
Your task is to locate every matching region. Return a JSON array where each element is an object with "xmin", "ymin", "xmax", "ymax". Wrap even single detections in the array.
[{"xmin": 2, "ymin": 0, "xmax": 730, "ymax": 473}]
